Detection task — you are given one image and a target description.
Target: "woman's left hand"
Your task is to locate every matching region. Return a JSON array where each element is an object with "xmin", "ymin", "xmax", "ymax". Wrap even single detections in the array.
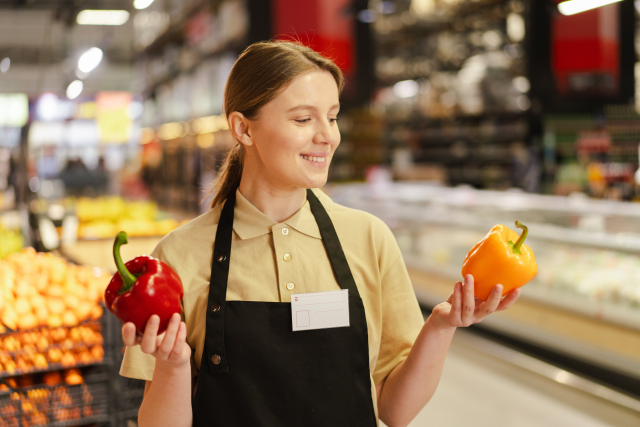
[{"xmin": 430, "ymin": 274, "xmax": 521, "ymax": 329}]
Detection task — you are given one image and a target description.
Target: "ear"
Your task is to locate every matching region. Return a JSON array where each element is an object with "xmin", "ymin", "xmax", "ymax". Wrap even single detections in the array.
[{"xmin": 228, "ymin": 112, "xmax": 254, "ymax": 147}]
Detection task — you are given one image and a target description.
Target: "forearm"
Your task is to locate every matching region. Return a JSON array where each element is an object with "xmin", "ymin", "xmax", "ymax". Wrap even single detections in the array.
[
  {"xmin": 377, "ymin": 309, "xmax": 456, "ymax": 427},
  {"xmin": 138, "ymin": 361, "xmax": 193, "ymax": 427}
]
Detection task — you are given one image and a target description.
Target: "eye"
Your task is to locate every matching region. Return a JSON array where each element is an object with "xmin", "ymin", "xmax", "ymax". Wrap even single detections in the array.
[
  {"xmin": 329, "ymin": 118, "xmax": 340, "ymax": 124},
  {"xmin": 294, "ymin": 118, "xmax": 311, "ymax": 124}
]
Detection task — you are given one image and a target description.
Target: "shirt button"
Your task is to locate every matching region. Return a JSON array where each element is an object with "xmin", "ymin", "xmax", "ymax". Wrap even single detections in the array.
[
  {"xmin": 286, "ymin": 282, "xmax": 295, "ymax": 291},
  {"xmin": 283, "ymin": 253, "xmax": 292, "ymax": 262},
  {"xmin": 212, "ymin": 354, "xmax": 221, "ymax": 365},
  {"xmin": 282, "ymin": 228, "xmax": 289, "ymax": 235}
]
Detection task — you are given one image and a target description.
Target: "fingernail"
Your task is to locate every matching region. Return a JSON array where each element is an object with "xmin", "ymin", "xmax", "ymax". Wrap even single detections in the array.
[
  {"xmin": 494, "ymin": 285, "xmax": 503, "ymax": 294},
  {"xmin": 150, "ymin": 316, "xmax": 159, "ymax": 325},
  {"xmin": 171, "ymin": 314, "xmax": 179, "ymax": 325}
]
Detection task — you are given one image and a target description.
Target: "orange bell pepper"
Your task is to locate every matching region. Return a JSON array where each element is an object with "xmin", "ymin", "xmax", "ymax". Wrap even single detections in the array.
[{"xmin": 461, "ymin": 221, "xmax": 538, "ymax": 300}]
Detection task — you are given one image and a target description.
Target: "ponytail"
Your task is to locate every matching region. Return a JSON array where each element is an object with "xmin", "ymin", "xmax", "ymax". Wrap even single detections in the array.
[{"xmin": 209, "ymin": 143, "xmax": 244, "ymax": 208}]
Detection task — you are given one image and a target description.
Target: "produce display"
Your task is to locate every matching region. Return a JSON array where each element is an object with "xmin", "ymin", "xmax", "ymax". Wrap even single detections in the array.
[
  {"xmin": 74, "ymin": 196, "xmax": 186, "ymax": 239},
  {"xmin": 105, "ymin": 232, "xmax": 184, "ymax": 335},
  {"xmin": 0, "ymin": 381, "xmax": 109, "ymax": 426},
  {"xmin": 0, "ymin": 248, "xmax": 114, "ymax": 426},
  {"xmin": 0, "ymin": 248, "xmax": 109, "ymax": 332},
  {"xmin": 461, "ymin": 221, "xmax": 538, "ymax": 300},
  {"xmin": 0, "ymin": 323, "xmax": 104, "ymax": 378},
  {"xmin": 0, "ymin": 227, "xmax": 23, "ymax": 260}
]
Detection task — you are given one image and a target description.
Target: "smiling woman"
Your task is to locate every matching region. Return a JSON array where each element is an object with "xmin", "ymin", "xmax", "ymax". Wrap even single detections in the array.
[
  {"xmin": 209, "ymin": 40, "xmax": 344, "ymax": 212},
  {"xmin": 118, "ymin": 39, "xmax": 519, "ymax": 427}
]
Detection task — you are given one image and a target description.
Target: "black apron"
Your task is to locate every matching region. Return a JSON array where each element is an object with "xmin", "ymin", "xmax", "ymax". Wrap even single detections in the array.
[{"xmin": 192, "ymin": 189, "xmax": 377, "ymax": 426}]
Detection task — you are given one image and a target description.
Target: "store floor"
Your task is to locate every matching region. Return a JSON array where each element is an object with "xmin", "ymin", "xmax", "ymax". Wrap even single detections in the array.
[{"xmin": 381, "ymin": 329, "xmax": 640, "ymax": 427}]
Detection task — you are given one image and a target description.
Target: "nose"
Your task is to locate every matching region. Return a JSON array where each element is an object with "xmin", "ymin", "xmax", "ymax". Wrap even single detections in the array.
[{"xmin": 312, "ymin": 118, "xmax": 337, "ymax": 145}]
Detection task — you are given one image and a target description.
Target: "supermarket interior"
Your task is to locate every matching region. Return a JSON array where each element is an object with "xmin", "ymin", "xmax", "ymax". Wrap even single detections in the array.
[{"xmin": 1, "ymin": 0, "xmax": 640, "ymax": 426}]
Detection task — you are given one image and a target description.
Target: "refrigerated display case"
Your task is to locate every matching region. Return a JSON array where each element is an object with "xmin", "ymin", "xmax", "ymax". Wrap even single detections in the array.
[{"xmin": 328, "ymin": 182, "xmax": 640, "ymax": 380}]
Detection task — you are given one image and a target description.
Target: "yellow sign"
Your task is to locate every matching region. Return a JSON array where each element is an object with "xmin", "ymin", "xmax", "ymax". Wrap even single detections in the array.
[{"xmin": 96, "ymin": 92, "xmax": 132, "ymax": 144}]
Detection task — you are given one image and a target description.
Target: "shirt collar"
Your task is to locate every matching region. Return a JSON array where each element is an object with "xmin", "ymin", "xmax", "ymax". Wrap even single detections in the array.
[
  {"xmin": 232, "ymin": 188, "xmax": 332, "ymax": 241},
  {"xmin": 233, "ymin": 189, "xmax": 277, "ymax": 240}
]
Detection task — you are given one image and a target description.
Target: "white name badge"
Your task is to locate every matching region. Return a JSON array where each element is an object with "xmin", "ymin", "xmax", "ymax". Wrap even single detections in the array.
[{"xmin": 291, "ymin": 289, "xmax": 349, "ymax": 331}]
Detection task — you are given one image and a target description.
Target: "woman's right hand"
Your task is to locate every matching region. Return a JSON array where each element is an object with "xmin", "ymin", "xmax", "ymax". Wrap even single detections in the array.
[{"xmin": 122, "ymin": 313, "xmax": 191, "ymax": 367}]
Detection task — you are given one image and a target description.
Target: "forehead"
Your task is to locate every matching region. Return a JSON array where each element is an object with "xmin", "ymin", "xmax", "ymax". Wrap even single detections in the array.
[{"xmin": 272, "ymin": 70, "xmax": 340, "ymax": 108}]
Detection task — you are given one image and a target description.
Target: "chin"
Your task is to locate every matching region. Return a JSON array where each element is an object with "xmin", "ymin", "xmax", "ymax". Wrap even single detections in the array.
[{"xmin": 301, "ymin": 174, "xmax": 328, "ymax": 189}]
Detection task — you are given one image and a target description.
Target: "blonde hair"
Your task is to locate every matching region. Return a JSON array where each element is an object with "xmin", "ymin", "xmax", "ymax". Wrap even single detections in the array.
[{"xmin": 208, "ymin": 40, "xmax": 344, "ymax": 208}]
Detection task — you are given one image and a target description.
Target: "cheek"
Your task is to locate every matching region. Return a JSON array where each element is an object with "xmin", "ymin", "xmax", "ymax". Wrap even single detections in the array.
[{"xmin": 260, "ymin": 126, "xmax": 309, "ymax": 163}]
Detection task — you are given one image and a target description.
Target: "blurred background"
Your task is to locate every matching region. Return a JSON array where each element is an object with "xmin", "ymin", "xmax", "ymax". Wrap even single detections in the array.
[{"xmin": 1, "ymin": 0, "xmax": 640, "ymax": 426}]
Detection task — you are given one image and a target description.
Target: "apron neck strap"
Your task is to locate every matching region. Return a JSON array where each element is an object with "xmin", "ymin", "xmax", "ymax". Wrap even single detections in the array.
[
  {"xmin": 306, "ymin": 189, "xmax": 361, "ymax": 299},
  {"xmin": 204, "ymin": 188, "xmax": 361, "ymax": 374}
]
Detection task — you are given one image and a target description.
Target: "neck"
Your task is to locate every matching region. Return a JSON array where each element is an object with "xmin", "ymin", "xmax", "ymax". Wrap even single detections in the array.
[{"xmin": 238, "ymin": 174, "xmax": 307, "ymax": 224}]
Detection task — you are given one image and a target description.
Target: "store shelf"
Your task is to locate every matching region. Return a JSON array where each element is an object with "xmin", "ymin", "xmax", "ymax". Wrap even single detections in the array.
[
  {"xmin": 142, "ymin": 39, "xmax": 244, "ymax": 97},
  {"xmin": 139, "ymin": 0, "xmax": 211, "ymax": 57}
]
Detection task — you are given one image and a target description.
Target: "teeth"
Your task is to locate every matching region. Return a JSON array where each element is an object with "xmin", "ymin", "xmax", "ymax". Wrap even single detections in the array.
[{"xmin": 300, "ymin": 155, "xmax": 326, "ymax": 163}]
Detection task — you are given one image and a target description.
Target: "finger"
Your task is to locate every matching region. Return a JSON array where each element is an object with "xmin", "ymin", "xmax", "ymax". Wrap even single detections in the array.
[
  {"xmin": 158, "ymin": 313, "xmax": 181, "ymax": 358},
  {"xmin": 446, "ymin": 290, "xmax": 454, "ymax": 304},
  {"xmin": 497, "ymin": 288, "xmax": 522, "ymax": 311},
  {"xmin": 122, "ymin": 322, "xmax": 138, "ymax": 347},
  {"xmin": 461, "ymin": 274, "xmax": 475, "ymax": 326},
  {"xmin": 477, "ymin": 284, "xmax": 503, "ymax": 320},
  {"xmin": 449, "ymin": 282, "xmax": 462, "ymax": 325},
  {"xmin": 168, "ymin": 322, "xmax": 188, "ymax": 363},
  {"xmin": 140, "ymin": 315, "xmax": 160, "ymax": 354}
]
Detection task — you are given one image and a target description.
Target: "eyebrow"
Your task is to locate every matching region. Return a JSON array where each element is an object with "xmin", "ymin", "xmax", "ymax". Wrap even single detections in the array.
[{"xmin": 287, "ymin": 104, "xmax": 341, "ymax": 113}]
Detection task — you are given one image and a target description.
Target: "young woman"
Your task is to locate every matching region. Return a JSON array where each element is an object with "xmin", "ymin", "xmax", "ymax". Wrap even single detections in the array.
[{"xmin": 119, "ymin": 40, "xmax": 521, "ymax": 427}]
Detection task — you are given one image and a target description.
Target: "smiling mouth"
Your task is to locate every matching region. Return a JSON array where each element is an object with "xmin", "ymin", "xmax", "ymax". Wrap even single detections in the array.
[{"xmin": 300, "ymin": 155, "xmax": 327, "ymax": 164}]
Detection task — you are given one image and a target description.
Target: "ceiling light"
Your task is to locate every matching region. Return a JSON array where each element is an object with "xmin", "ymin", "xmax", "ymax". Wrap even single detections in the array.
[
  {"xmin": 67, "ymin": 80, "xmax": 84, "ymax": 100},
  {"xmin": 134, "ymin": 0, "xmax": 156, "ymax": 10},
  {"xmin": 78, "ymin": 48, "xmax": 103, "ymax": 73},
  {"xmin": 558, "ymin": 0, "xmax": 622, "ymax": 16},
  {"xmin": 393, "ymin": 80, "xmax": 419, "ymax": 98},
  {"xmin": 0, "ymin": 58, "xmax": 9, "ymax": 73},
  {"xmin": 77, "ymin": 10, "xmax": 130, "ymax": 25}
]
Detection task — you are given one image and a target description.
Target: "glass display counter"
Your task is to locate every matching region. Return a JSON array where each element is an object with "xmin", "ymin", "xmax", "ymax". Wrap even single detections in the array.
[{"xmin": 328, "ymin": 183, "xmax": 640, "ymax": 379}]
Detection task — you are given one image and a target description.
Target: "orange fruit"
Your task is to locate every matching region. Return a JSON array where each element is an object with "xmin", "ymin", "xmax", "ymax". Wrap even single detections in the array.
[
  {"xmin": 45, "ymin": 284, "xmax": 64, "ymax": 298},
  {"xmin": 74, "ymin": 301, "xmax": 93, "ymax": 322},
  {"xmin": 86, "ymin": 287, "xmax": 101, "ymax": 303},
  {"xmin": 62, "ymin": 294, "xmax": 80, "ymax": 310},
  {"xmin": 14, "ymin": 281, "xmax": 30, "ymax": 297},
  {"xmin": 14, "ymin": 297, "xmax": 32, "ymax": 316},
  {"xmin": 35, "ymin": 305, "xmax": 49, "ymax": 325},
  {"xmin": 1, "ymin": 308, "xmax": 18, "ymax": 330},
  {"xmin": 89, "ymin": 306, "xmax": 103, "ymax": 320},
  {"xmin": 61, "ymin": 310, "xmax": 78, "ymax": 327},
  {"xmin": 29, "ymin": 293, "xmax": 46, "ymax": 310},
  {"xmin": 64, "ymin": 369, "xmax": 83, "ymax": 385},
  {"xmin": 18, "ymin": 313, "xmax": 38, "ymax": 330},
  {"xmin": 47, "ymin": 297, "xmax": 65, "ymax": 315},
  {"xmin": 47, "ymin": 314, "xmax": 63, "ymax": 328}
]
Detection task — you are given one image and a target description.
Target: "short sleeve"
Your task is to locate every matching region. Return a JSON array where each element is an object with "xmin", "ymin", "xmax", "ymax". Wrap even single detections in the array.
[
  {"xmin": 372, "ymin": 254, "xmax": 425, "ymax": 385},
  {"xmin": 118, "ymin": 240, "xmax": 196, "ymax": 380}
]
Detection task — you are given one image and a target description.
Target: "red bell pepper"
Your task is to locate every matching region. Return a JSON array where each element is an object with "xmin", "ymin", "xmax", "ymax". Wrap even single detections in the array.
[{"xmin": 105, "ymin": 231, "xmax": 183, "ymax": 336}]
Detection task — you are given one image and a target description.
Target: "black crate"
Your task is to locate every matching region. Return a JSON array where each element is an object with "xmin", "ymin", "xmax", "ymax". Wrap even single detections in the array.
[{"xmin": 0, "ymin": 381, "xmax": 111, "ymax": 427}]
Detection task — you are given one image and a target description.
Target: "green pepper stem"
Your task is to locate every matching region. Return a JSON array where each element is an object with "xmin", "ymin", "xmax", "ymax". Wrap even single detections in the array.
[
  {"xmin": 114, "ymin": 231, "xmax": 137, "ymax": 294},
  {"xmin": 509, "ymin": 221, "xmax": 529, "ymax": 255}
]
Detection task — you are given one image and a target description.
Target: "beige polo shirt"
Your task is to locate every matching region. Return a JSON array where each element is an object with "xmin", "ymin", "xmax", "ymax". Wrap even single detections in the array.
[{"xmin": 120, "ymin": 188, "xmax": 424, "ymax": 419}]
